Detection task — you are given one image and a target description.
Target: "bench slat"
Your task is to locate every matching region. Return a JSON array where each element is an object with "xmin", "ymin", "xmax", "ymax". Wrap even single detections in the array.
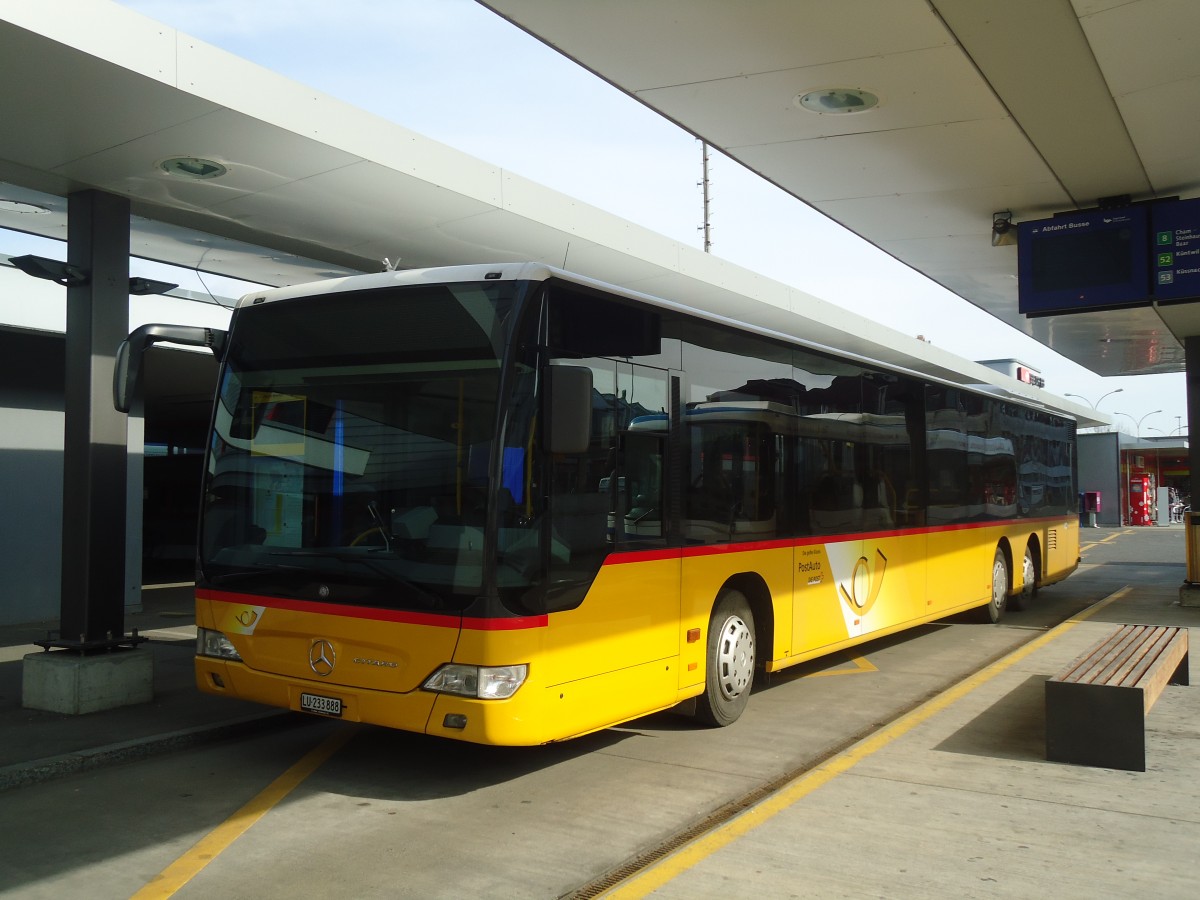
[
  {"xmin": 1084, "ymin": 625, "xmax": 1152, "ymax": 684},
  {"xmin": 1134, "ymin": 630, "xmax": 1188, "ymax": 713},
  {"xmin": 1052, "ymin": 625, "xmax": 1182, "ymax": 687},
  {"xmin": 1054, "ymin": 625, "xmax": 1148, "ymax": 684},
  {"xmin": 1116, "ymin": 627, "xmax": 1179, "ymax": 689}
]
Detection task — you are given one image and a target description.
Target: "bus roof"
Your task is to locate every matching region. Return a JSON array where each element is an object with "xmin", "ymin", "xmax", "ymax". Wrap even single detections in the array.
[{"xmin": 235, "ymin": 262, "xmax": 1089, "ymax": 424}]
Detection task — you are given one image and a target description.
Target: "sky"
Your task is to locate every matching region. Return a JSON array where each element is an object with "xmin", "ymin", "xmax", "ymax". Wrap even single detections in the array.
[{"xmin": 75, "ymin": 0, "xmax": 1185, "ymax": 436}]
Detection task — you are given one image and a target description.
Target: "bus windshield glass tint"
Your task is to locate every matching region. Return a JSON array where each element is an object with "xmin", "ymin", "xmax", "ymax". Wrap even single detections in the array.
[{"xmin": 199, "ymin": 282, "xmax": 518, "ymax": 611}]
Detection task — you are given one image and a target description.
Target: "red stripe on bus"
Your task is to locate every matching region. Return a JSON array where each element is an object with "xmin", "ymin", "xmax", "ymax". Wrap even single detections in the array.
[
  {"xmin": 195, "ymin": 589, "xmax": 547, "ymax": 630},
  {"xmin": 461, "ymin": 615, "xmax": 549, "ymax": 631}
]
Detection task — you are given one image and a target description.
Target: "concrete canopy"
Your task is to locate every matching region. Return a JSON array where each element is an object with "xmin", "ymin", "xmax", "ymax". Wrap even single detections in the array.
[
  {"xmin": 483, "ymin": 0, "xmax": 1200, "ymax": 379},
  {"xmin": 0, "ymin": 0, "xmax": 1096, "ymax": 423}
]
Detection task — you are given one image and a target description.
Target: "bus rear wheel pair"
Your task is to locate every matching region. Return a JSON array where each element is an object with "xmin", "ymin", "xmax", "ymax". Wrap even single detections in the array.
[
  {"xmin": 696, "ymin": 590, "xmax": 756, "ymax": 727},
  {"xmin": 981, "ymin": 542, "xmax": 1038, "ymax": 623}
]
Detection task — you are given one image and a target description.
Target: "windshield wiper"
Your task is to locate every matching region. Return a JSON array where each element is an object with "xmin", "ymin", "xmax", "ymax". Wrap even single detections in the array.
[{"xmin": 208, "ymin": 564, "xmax": 310, "ymax": 586}]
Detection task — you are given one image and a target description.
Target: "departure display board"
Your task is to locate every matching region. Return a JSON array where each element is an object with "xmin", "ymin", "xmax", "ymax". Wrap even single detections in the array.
[
  {"xmin": 1017, "ymin": 206, "xmax": 1149, "ymax": 316},
  {"xmin": 1151, "ymin": 197, "xmax": 1200, "ymax": 302}
]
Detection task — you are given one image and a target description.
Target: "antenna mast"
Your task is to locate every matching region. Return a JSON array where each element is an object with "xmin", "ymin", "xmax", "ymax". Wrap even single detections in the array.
[{"xmin": 699, "ymin": 141, "xmax": 712, "ymax": 253}]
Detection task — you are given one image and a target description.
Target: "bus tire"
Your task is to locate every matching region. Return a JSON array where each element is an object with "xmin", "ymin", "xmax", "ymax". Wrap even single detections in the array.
[
  {"xmin": 978, "ymin": 545, "xmax": 1009, "ymax": 623},
  {"xmin": 1010, "ymin": 544, "xmax": 1037, "ymax": 611},
  {"xmin": 695, "ymin": 590, "xmax": 756, "ymax": 727}
]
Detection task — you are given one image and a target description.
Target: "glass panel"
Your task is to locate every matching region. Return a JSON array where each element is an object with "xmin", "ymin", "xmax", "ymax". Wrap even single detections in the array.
[
  {"xmin": 199, "ymin": 283, "xmax": 516, "ymax": 611},
  {"xmin": 543, "ymin": 356, "xmax": 617, "ymax": 606},
  {"xmin": 619, "ymin": 431, "xmax": 665, "ymax": 541},
  {"xmin": 542, "ymin": 285, "xmax": 677, "ymax": 606}
]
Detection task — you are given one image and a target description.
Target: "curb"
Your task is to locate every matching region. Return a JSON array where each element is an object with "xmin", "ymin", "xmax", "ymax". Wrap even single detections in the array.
[{"xmin": 0, "ymin": 711, "xmax": 301, "ymax": 793}]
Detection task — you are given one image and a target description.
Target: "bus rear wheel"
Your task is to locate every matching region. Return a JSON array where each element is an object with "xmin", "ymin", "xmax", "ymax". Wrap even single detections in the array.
[
  {"xmin": 978, "ymin": 545, "xmax": 1009, "ymax": 623},
  {"xmin": 1010, "ymin": 544, "xmax": 1037, "ymax": 611},
  {"xmin": 695, "ymin": 590, "xmax": 756, "ymax": 727}
]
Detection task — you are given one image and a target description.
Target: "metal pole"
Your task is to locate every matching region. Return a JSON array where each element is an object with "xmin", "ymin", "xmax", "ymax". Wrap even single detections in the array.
[
  {"xmin": 56, "ymin": 189, "xmax": 132, "ymax": 650},
  {"xmin": 700, "ymin": 142, "xmax": 712, "ymax": 253}
]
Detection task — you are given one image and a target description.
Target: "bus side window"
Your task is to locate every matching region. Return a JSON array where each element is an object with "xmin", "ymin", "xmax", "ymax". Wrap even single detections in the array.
[{"xmin": 619, "ymin": 431, "xmax": 664, "ymax": 542}]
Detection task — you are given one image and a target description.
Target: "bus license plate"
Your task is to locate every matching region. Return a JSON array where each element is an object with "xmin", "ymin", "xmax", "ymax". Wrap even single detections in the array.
[{"xmin": 300, "ymin": 693, "xmax": 342, "ymax": 717}]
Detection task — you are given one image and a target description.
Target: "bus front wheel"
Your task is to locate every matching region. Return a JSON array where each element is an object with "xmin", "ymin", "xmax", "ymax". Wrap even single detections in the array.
[{"xmin": 695, "ymin": 590, "xmax": 756, "ymax": 727}]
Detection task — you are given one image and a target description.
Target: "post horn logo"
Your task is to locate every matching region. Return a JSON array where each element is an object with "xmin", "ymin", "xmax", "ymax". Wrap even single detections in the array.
[
  {"xmin": 839, "ymin": 548, "xmax": 888, "ymax": 617},
  {"xmin": 308, "ymin": 639, "xmax": 336, "ymax": 677}
]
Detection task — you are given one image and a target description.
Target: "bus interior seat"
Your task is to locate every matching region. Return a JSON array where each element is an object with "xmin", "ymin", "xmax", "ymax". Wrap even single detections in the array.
[{"xmin": 391, "ymin": 505, "xmax": 438, "ymax": 540}]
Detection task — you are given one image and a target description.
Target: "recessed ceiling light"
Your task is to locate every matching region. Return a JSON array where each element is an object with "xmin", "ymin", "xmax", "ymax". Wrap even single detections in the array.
[
  {"xmin": 159, "ymin": 157, "xmax": 228, "ymax": 179},
  {"xmin": 795, "ymin": 88, "xmax": 880, "ymax": 114},
  {"xmin": 0, "ymin": 199, "xmax": 51, "ymax": 214}
]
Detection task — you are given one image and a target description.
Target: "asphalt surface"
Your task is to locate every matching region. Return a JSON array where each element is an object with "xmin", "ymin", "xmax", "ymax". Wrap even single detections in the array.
[{"xmin": 0, "ymin": 526, "xmax": 1197, "ymax": 899}]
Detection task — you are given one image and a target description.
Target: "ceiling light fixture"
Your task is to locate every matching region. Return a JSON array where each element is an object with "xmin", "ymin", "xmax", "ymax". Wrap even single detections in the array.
[
  {"xmin": 795, "ymin": 88, "xmax": 879, "ymax": 114},
  {"xmin": 0, "ymin": 199, "xmax": 51, "ymax": 214},
  {"xmin": 159, "ymin": 157, "xmax": 228, "ymax": 179},
  {"xmin": 10, "ymin": 254, "xmax": 177, "ymax": 295}
]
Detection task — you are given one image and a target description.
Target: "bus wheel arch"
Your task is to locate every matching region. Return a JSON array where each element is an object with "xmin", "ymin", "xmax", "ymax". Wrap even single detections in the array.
[
  {"xmin": 723, "ymin": 572, "xmax": 774, "ymax": 659},
  {"xmin": 695, "ymin": 575, "xmax": 769, "ymax": 727}
]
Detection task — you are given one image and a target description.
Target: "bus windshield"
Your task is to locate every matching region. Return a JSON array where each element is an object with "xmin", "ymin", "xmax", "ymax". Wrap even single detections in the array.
[{"xmin": 198, "ymin": 281, "xmax": 519, "ymax": 612}]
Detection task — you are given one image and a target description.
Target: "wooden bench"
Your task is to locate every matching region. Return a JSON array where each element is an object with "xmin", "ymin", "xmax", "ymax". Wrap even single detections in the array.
[{"xmin": 1045, "ymin": 624, "xmax": 1189, "ymax": 771}]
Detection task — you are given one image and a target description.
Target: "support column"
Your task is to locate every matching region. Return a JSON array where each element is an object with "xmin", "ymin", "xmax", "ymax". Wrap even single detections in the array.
[
  {"xmin": 1188, "ymin": 337, "xmax": 1200, "ymax": 510},
  {"xmin": 57, "ymin": 189, "xmax": 132, "ymax": 645},
  {"xmin": 125, "ymin": 403, "xmax": 145, "ymax": 615},
  {"xmin": 24, "ymin": 189, "xmax": 153, "ymax": 714},
  {"xmin": 1182, "ymin": 336, "xmax": 1200, "ymax": 602}
]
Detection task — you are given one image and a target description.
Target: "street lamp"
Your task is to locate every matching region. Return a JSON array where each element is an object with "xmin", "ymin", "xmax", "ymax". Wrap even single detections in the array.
[
  {"xmin": 1064, "ymin": 388, "xmax": 1124, "ymax": 408},
  {"xmin": 1114, "ymin": 410, "xmax": 1163, "ymax": 439},
  {"xmin": 1064, "ymin": 388, "xmax": 1122, "ymax": 430}
]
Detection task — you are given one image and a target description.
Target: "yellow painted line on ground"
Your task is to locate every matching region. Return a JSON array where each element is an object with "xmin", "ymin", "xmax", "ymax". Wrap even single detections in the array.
[
  {"xmin": 132, "ymin": 725, "xmax": 358, "ymax": 899},
  {"xmin": 603, "ymin": 587, "xmax": 1132, "ymax": 899},
  {"xmin": 803, "ymin": 655, "xmax": 877, "ymax": 678}
]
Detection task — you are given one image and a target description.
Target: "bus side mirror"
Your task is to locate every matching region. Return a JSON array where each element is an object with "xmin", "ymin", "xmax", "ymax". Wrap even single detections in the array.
[
  {"xmin": 114, "ymin": 323, "xmax": 228, "ymax": 413},
  {"xmin": 544, "ymin": 365, "xmax": 592, "ymax": 454}
]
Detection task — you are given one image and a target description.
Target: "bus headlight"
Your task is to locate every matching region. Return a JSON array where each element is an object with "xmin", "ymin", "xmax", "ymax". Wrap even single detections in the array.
[
  {"xmin": 423, "ymin": 663, "xmax": 528, "ymax": 699},
  {"xmin": 197, "ymin": 627, "xmax": 242, "ymax": 662}
]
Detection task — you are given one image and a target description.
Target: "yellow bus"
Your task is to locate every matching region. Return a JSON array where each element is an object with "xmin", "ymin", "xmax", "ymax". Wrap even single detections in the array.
[{"xmin": 119, "ymin": 263, "xmax": 1079, "ymax": 744}]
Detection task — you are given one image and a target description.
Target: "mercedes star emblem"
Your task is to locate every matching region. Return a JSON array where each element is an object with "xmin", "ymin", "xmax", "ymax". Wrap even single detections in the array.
[{"xmin": 308, "ymin": 639, "xmax": 336, "ymax": 677}]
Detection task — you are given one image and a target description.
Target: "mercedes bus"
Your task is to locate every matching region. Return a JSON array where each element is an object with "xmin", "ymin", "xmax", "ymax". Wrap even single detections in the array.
[{"xmin": 116, "ymin": 262, "xmax": 1079, "ymax": 744}]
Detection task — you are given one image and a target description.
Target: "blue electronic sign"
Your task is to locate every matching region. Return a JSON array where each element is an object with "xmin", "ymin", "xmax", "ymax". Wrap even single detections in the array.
[
  {"xmin": 1017, "ymin": 206, "xmax": 1149, "ymax": 316},
  {"xmin": 1150, "ymin": 197, "xmax": 1200, "ymax": 302}
]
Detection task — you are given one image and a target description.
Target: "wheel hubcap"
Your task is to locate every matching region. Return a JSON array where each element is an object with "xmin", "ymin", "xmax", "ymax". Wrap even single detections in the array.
[
  {"xmin": 716, "ymin": 615, "xmax": 754, "ymax": 700},
  {"xmin": 1023, "ymin": 553, "xmax": 1035, "ymax": 591},
  {"xmin": 992, "ymin": 559, "xmax": 1007, "ymax": 610}
]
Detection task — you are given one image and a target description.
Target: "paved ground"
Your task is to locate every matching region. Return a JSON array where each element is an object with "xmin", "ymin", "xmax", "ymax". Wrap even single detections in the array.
[
  {"xmin": 0, "ymin": 583, "xmax": 282, "ymax": 784},
  {"xmin": 610, "ymin": 526, "xmax": 1200, "ymax": 898},
  {"xmin": 0, "ymin": 525, "xmax": 1196, "ymax": 899}
]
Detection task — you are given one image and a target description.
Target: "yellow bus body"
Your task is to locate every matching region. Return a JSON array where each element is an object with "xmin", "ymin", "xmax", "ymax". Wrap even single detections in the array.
[{"xmin": 196, "ymin": 516, "xmax": 1077, "ymax": 745}]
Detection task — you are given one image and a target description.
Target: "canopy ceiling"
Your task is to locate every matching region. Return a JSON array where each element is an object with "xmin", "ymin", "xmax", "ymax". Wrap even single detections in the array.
[{"xmin": 483, "ymin": 0, "xmax": 1200, "ymax": 377}]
